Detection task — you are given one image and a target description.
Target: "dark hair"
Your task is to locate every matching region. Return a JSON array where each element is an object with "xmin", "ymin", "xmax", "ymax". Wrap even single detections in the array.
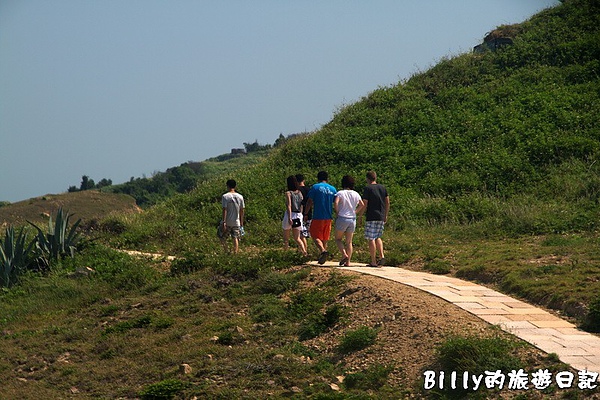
[
  {"xmin": 366, "ymin": 171, "xmax": 377, "ymax": 182},
  {"xmin": 295, "ymin": 174, "xmax": 305, "ymax": 183},
  {"xmin": 341, "ymin": 175, "xmax": 355, "ymax": 190},
  {"xmin": 317, "ymin": 171, "xmax": 328, "ymax": 182},
  {"xmin": 286, "ymin": 175, "xmax": 299, "ymax": 191},
  {"xmin": 226, "ymin": 179, "xmax": 237, "ymax": 189}
]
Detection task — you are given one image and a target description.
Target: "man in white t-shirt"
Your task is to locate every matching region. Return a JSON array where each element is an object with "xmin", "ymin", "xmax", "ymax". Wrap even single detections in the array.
[
  {"xmin": 334, "ymin": 175, "xmax": 364, "ymax": 266},
  {"xmin": 219, "ymin": 179, "xmax": 245, "ymax": 253}
]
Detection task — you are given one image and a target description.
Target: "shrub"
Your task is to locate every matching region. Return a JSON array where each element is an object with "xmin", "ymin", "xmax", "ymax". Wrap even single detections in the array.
[
  {"xmin": 427, "ymin": 333, "xmax": 523, "ymax": 398},
  {"xmin": 344, "ymin": 364, "xmax": 394, "ymax": 390},
  {"xmin": 28, "ymin": 207, "xmax": 81, "ymax": 268},
  {"xmin": 435, "ymin": 334, "xmax": 522, "ymax": 373},
  {"xmin": 298, "ymin": 305, "xmax": 346, "ymax": 341},
  {"xmin": 0, "ymin": 226, "xmax": 35, "ymax": 287},
  {"xmin": 169, "ymin": 252, "xmax": 205, "ymax": 275},
  {"xmin": 424, "ymin": 258, "xmax": 452, "ymax": 275},
  {"xmin": 250, "ymin": 294, "xmax": 287, "ymax": 323},
  {"xmin": 338, "ymin": 326, "xmax": 378, "ymax": 354},
  {"xmin": 582, "ymin": 295, "xmax": 600, "ymax": 333},
  {"xmin": 139, "ymin": 379, "xmax": 187, "ymax": 399}
]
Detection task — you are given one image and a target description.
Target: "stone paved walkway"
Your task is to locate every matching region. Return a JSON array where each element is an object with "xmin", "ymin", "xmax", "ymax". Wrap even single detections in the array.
[{"xmin": 310, "ymin": 262, "xmax": 600, "ymax": 375}]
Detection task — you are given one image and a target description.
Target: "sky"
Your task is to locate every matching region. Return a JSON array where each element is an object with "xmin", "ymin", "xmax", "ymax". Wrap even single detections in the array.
[{"xmin": 0, "ymin": 0, "xmax": 559, "ymax": 203}]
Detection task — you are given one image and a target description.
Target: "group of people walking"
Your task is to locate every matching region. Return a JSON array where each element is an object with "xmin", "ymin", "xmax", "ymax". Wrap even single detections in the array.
[
  {"xmin": 285, "ymin": 170, "xmax": 389, "ymax": 267},
  {"xmin": 218, "ymin": 170, "xmax": 390, "ymax": 268}
]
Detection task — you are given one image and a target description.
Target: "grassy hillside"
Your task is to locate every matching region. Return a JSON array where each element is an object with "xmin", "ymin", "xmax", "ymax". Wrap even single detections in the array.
[
  {"xmin": 2, "ymin": 0, "xmax": 600, "ymax": 398},
  {"xmin": 0, "ymin": 190, "xmax": 140, "ymax": 228},
  {"xmin": 103, "ymin": 148, "xmax": 273, "ymax": 208},
  {"xmin": 114, "ymin": 3, "xmax": 598, "ymax": 244},
  {"xmin": 130, "ymin": 0, "xmax": 598, "ymax": 235},
  {"xmin": 103, "ymin": 0, "xmax": 600, "ymax": 319}
]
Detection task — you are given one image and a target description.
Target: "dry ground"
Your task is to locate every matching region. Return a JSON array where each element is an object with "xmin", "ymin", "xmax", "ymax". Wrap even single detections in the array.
[{"xmin": 303, "ymin": 267, "xmax": 594, "ymax": 398}]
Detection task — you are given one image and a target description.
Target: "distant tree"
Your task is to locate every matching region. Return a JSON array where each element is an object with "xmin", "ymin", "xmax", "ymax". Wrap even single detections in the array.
[
  {"xmin": 67, "ymin": 186, "xmax": 79, "ymax": 193},
  {"xmin": 244, "ymin": 140, "xmax": 261, "ymax": 153},
  {"xmin": 96, "ymin": 178, "xmax": 113, "ymax": 189},
  {"xmin": 80, "ymin": 175, "xmax": 95, "ymax": 191},
  {"xmin": 274, "ymin": 133, "xmax": 287, "ymax": 147}
]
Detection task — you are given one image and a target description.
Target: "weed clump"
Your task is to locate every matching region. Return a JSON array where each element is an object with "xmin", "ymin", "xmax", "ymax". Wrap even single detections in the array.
[
  {"xmin": 338, "ymin": 326, "xmax": 378, "ymax": 354},
  {"xmin": 582, "ymin": 295, "xmax": 600, "ymax": 333}
]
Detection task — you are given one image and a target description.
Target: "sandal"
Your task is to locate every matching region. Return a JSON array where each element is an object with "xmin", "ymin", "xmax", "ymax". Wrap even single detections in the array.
[
  {"xmin": 367, "ymin": 263, "xmax": 380, "ymax": 268},
  {"xmin": 377, "ymin": 258, "xmax": 386, "ymax": 266},
  {"xmin": 339, "ymin": 257, "xmax": 349, "ymax": 266},
  {"xmin": 318, "ymin": 251, "xmax": 329, "ymax": 265}
]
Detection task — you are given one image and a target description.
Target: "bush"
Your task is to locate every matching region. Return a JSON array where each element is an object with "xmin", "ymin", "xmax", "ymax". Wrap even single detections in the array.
[
  {"xmin": 250, "ymin": 294, "xmax": 287, "ymax": 323},
  {"xmin": 435, "ymin": 334, "xmax": 523, "ymax": 373},
  {"xmin": 0, "ymin": 226, "xmax": 34, "ymax": 287},
  {"xmin": 139, "ymin": 379, "xmax": 187, "ymax": 399},
  {"xmin": 28, "ymin": 207, "xmax": 81, "ymax": 268},
  {"xmin": 582, "ymin": 295, "xmax": 600, "ymax": 333},
  {"xmin": 298, "ymin": 304, "xmax": 345, "ymax": 341},
  {"xmin": 338, "ymin": 326, "xmax": 378, "ymax": 354},
  {"xmin": 427, "ymin": 333, "xmax": 523, "ymax": 398},
  {"xmin": 344, "ymin": 364, "xmax": 394, "ymax": 390}
]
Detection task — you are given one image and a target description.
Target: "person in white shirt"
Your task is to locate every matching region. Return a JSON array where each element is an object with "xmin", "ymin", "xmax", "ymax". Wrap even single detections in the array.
[
  {"xmin": 334, "ymin": 175, "xmax": 365, "ymax": 266},
  {"xmin": 219, "ymin": 179, "xmax": 245, "ymax": 254}
]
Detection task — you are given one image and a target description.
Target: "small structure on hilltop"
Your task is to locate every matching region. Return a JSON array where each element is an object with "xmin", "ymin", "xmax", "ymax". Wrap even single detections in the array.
[{"xmin": 473, "ymin": 25, "xmax": 520, "ymax": 53}]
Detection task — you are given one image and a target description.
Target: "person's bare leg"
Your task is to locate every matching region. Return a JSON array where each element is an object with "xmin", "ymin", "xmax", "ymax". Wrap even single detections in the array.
[
  {"xmin": 293, "ymin": 229, "xmax": 307, "ymax": 256},
  {"xmin": 345, "ymin": 231, "xmax": 354, "ymax": 264},
  {"xmin": 335, "ymin": 230, "xmax": 347, "ymax": 260},
  {"xmin": 313, "ymin": 238, "xmax": 326, "ymax": 254},
  {"xmin": 232, "ymin": 237, "xmax": 239, "ymax": 254},
  {"xmin": 283, "ymin": 229, "xmax": 291, "ymax": 250},
  {"xmin": 376, "ymin": 238, "xmax": 384, "ymax": 260},
  {"xmin": 368, "ymin": 239, "xmax": 377, "ymax": 265}
]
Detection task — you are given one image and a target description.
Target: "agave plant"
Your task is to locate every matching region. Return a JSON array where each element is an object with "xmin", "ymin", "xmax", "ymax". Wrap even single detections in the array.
[
  {"xmin": 0, "ymin": 226, "xmax": 35, "ymax": 287},
  {"xmin": 28, "ymin": 207, "xmax": 82, "ymax": 267}
]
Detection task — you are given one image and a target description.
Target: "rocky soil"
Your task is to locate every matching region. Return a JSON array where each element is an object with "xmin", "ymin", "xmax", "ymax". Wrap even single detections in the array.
[{"xmin": 302, "ymin": 267, "xmax": 592, "ymax": 398}]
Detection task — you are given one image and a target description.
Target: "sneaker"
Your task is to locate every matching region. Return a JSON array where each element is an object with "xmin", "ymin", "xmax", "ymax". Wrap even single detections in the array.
[
  {"xmin": 339, "ymin": 257, "xmax": 348, "ymax": 266},
  {"xmin": 318, "ymin": 251, "xmax": 329, "ymax": 265}
]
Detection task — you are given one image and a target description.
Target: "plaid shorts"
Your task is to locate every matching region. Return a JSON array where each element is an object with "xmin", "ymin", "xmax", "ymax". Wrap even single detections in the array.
[
  {"xmin": 364, "ymin": 220, "xmax": 385, "ymax": 240},
  {"xmin": 218, "ymin": 223, "xmax": 241, "ymax": 239}
]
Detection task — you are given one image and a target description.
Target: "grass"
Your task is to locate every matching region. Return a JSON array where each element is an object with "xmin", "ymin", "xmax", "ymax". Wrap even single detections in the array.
[
  {"xmin": 0, "ymin": 190, "xmax": 139, "ymax": 228},
  {"xmin": 0, "ymin": 246, "xmax": 405, "ymax": 398},
  {"xmin": 1, "ymin": 0, "xmax": 600, "ymax": 397}
]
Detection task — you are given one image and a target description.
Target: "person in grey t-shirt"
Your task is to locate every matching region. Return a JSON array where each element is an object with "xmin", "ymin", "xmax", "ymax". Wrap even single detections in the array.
[
  {"xmin": 219, "ymin": 179, "xmax": 245, "ymax": 254},
  {"xmin": 357, "ymin": 171, "xmax": 389, "ymax": 267}
]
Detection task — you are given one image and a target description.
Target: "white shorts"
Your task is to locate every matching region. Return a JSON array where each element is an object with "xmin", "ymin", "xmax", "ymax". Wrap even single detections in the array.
[{"xmin": 282, "ymin": 210, "xmax": 303, "ymax": 230}]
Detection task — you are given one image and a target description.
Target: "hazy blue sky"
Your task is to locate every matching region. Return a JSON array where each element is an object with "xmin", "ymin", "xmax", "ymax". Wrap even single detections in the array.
[{"xmin": 1, "ymin": 0, "xmax": 558, "ymax": 202}]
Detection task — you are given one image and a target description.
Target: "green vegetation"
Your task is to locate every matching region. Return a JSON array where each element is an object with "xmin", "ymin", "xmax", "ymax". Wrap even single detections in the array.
[
  {"xmin": 1, "ymin": 208, "xmax": 82, "ymax": 287},
  {"xmin": 100, "ymin": 0, "xmax": 599, "ymax": 323},
  {"xmin": 28, "ymin": 207, "xmax": 81, "ymax": 266},
  {"xmin": 1, "ymin": 0, "xmax": 599, "ymax": 397},
  {"xmin": 0, "ymin": 190, "xmax": 139, "ymax": 228},
  {"xmin": 0, "ymin": 226, "xmax": 34, "ymax": 287},
  {"xmin": 337, "ymin": 326, "xmax": 379, "ymax": 354},
  {"xmin": 66, "ymin": 138, "xmax": 300, "ymax": 208},
  {"xmin": 139, "ymin": 379, "xmax": 188, "ymax": 399}
]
